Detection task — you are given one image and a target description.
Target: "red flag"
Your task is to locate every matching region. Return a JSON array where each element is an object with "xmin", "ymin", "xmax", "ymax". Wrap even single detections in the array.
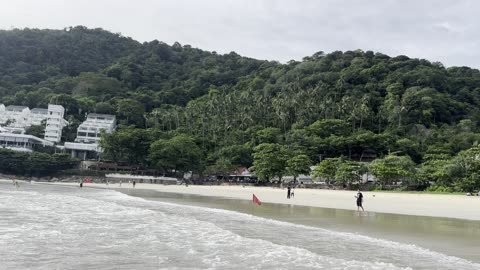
[{"xmin": 253, "ymin": 194, "xmax": 262, "ymax": 205}]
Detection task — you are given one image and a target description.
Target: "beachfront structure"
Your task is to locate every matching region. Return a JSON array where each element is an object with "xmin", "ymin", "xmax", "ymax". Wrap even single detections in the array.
[
  {"xmin": 75, "ymin": 113, "xmax": 116, "ymax": 144},
  {"xmin": 64, "ymin": 113, "xmax": 117, "ymax": 160},
  {"xmin": 0, "ymin": 105, "xmax": 30, "ymax": 133},
  {"xmin": 105, "ymin": 173, "xmax": 178, "ymax": 184},
  {"xmin": 44, "ymin": 104, "xmax": 68, "ymax": 143},
  {"xmin": 30, "ymin": 108, "xmax": 48, "ymax": 125},
  {"xmin": 0, "ymin": 104, "xmax": 68, "ymax": 143},
  {"xmin": 0, "ymin": 131, "xmax": 54, "ymax": 152},
  {"xmin": 63, "ymin": 142, "xmax": 102, "ymax": 160}
]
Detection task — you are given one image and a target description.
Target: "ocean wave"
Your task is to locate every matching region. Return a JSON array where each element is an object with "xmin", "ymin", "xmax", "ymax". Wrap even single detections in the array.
[
  {"xmin": 98, "ymin": 189, "xmax": 480, "ymax": 270},
  {"xmin": 1, "ymin": 186, "xmax": 477, "ymax": 270}
]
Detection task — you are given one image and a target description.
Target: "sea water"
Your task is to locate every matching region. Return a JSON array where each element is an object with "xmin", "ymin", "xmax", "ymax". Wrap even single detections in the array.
[{"xmin": 0, "ymin": 183, "xmax": 479, "ymax": 270}]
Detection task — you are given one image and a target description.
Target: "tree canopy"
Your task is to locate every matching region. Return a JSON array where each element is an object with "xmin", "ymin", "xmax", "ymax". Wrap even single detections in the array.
[{"xmin": 2, "ymin": 27, "xmax": 480, "ymax": 190}]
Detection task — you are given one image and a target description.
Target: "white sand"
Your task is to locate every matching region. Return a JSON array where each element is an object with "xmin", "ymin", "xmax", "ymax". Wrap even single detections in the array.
[{"xmin": 5, "ymin": 180, "xmax": 480, "ymax": 220}]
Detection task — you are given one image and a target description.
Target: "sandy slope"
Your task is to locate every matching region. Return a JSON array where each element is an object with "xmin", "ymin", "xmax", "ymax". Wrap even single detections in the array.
[{"xmin": 4, "ymin": 179, "xmax": 480, "ymax": 220}]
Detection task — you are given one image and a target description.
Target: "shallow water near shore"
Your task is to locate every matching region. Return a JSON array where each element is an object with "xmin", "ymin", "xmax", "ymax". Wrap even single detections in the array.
[
  {"xmin": 1, "ymin": 182, "xmax": 480, "ymax": 269},
  {"xmin": 122, "ymin": 188, "xmax": 480, "ymax": 263}
]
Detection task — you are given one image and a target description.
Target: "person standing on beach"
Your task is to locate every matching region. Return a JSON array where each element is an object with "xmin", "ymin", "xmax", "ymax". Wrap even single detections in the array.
[
  {"xmin": 287, "ymin": 186, "xmax": 291, "ymax": 199},
  {"xmin": 355, "ymin": 190, "xmax": 364, "ymax": 211},
  {"xmin": 291, "ymin": 187, "xmax": 295, "ymax": 198},
  {"xmin": 133, "ymin": 180, "xmax": 136, "ymax": 188}
]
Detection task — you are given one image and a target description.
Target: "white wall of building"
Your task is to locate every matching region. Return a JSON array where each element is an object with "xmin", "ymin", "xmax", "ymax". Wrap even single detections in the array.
[
  {"xmin": 0, "ymin": 132, "xmax": 54, "ymax": 153},
  {"xmin": 0, "ymin": 104, "xmax": 67, "ymax": 143},
  {"xmin": 0, "ymin": 106, "xmax": 30, "ymax": 133},
  {"xmin": 44, "ymin": 104, "xmax": 68, "ymax": 143},
  {"xmin": 29, "ymin": 108, "xmax": 48, "ymax": 126},
  {"xmin": 75, "ymin": 113, "xmax": 116, "ymax": 144}
]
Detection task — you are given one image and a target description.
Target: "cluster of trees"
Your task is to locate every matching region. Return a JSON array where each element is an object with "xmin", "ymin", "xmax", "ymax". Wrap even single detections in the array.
[
  {"xmin": 312, "ymin": 144, "xmax": 480, "ymax": 192},
  {"xmin": 0, "ymin": 149, "xmax": 78, "ymax": 176},
  {"xmin": 2, "ymin": 26, "xmax": 480, "ymax": 191},
  {"xmin": 100, "ymin": 128, "xmax": 202, "ymax": 178}
]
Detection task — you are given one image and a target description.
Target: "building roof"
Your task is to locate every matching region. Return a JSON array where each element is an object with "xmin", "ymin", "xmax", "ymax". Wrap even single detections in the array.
[
  {"xmin": 0, "ymin": 132, "xmax": 54, "ymax": 146},
  {"xmin": 87, "ymin": 113, "xmax": 116, "ymax": 120},
  {"xmin": 47, "ymin": 104, "xmax": 65, "ymax": 113},
  {"xmin": 6, "ymin": 105, "xmax": 28, "ymax": 111},
  {"xmin": 31, "ymin": 108, "xmax": 48, "ymax": 113}
]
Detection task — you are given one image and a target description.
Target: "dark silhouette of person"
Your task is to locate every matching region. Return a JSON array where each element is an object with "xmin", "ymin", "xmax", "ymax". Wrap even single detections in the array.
[
  {"xmin": 355, "ymin": 190, "xmax": 364, "ymax": 211},
  {"xmin": 133, "ymin": 180, "xmax": 136, "ymax": 188},
  {"xmin": 287, "ymin": 185, "xmax": 291, "ymax": 199},
  {"xmin": 80, "ymin": 182, "xmax": 83, "ymax": 188}
]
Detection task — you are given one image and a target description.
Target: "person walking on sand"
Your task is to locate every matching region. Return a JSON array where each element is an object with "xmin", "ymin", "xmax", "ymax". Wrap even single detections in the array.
[
  {"xmin": 287, "ymin": 185, "xmax": 291, "ymax": 199},
  {"xmin": 355, "ymin": 190, "xmax": 364, "ymax": 211},
  {"xmin": 133, "ymin": 180, "xmax": 136, "ymax": 188},
  {"xmin": 291, "ymin": 187, "xmax": 295, "ymax": 198}
]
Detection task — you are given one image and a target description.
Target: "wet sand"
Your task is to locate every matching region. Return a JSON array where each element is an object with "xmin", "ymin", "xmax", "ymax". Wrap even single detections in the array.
[{"xmin": 38, "ymin": 181, "xmax": 480, "ymax": 220}]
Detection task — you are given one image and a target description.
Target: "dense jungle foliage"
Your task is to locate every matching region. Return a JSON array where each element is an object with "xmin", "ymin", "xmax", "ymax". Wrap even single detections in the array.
[{"xmin": 2, "ymin": 26, "xmax": 480, "ymax": 191}]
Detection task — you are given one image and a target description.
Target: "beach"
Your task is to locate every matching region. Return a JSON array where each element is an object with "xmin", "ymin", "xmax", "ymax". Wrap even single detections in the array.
[
  {"xmin": 34, "ymin": 180, "xmax": 480, "ymax": 221},
  {"xmin": 2, "ymin": 180, "xmax": 480, "ymax": 269}
]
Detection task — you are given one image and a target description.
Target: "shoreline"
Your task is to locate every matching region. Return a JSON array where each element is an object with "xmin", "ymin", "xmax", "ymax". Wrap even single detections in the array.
[{"xmin": 18, "ymin": 180, "xmax": 480, "ymax": 221}]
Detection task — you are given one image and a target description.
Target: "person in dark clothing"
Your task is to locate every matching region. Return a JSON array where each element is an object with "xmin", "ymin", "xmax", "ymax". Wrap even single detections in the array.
[
  {"xmin": 133, "ymin": 180, "xmax": 136, "ymax": 188},
  {"xmin": 287, "ymin": 186, "xmax": 291, "ymax": 199},
  {"xmin": 80, "ymin": 182, "xmax": 83, "ymax": 188},
  {"xmin": 355, "ymin": 190, "xmax": 364, "ymax": 211}
]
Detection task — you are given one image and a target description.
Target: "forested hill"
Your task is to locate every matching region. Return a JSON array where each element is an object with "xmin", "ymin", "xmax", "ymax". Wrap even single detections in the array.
[
  {"xmin": 0, "ymin": 26, "xmax": 267, "ymax": 106},
  {"xmin": 3, "ymin": 26, "xmax": 480, "ymax": 191}
]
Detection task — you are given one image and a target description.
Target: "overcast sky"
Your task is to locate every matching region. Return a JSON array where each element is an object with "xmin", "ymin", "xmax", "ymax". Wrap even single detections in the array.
[{"xmin": 0, "ymin": 0, "xmax": 478, "ymax": 67}]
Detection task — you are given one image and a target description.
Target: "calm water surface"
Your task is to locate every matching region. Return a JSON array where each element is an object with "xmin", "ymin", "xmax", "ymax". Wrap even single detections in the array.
[{"xmin": 1, "ymin": 182, "xmax": 479, "ymax": 270}]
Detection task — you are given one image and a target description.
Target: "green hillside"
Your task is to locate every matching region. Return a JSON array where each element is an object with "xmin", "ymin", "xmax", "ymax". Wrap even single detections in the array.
[{"xmin": 2, "ymin": 26, "xmax": 480, "ymax": 191}]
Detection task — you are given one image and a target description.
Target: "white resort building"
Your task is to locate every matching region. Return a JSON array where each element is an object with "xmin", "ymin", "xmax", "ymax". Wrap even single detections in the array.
[
  {"xmin": 64, "ymin": 113, "xmax": 116, "ymax": 160},
  {"xmin": 1, "ymin": 105, "xmax": 116, "ymax": 159},
  {"xmin": 0, "ymin": 125, "xmax": 54, "ymax": 153},
  {"xmin": 0, "ymin": 105, "xmax": 30, "ymax": 133},
  {"xmin": 30, "ymin": 108, "xmax": 48, "ymax": 125},
  {"xmin": 75, "ymin": 113, "xmax": 116, "ymax": 144},
  {"xmin": 0, "ymin": 103, "xmax": 68, "ymax": 143},
  {"xmin": 44, "ymin": 104, "xmax": 68, "ymax": 143}
]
